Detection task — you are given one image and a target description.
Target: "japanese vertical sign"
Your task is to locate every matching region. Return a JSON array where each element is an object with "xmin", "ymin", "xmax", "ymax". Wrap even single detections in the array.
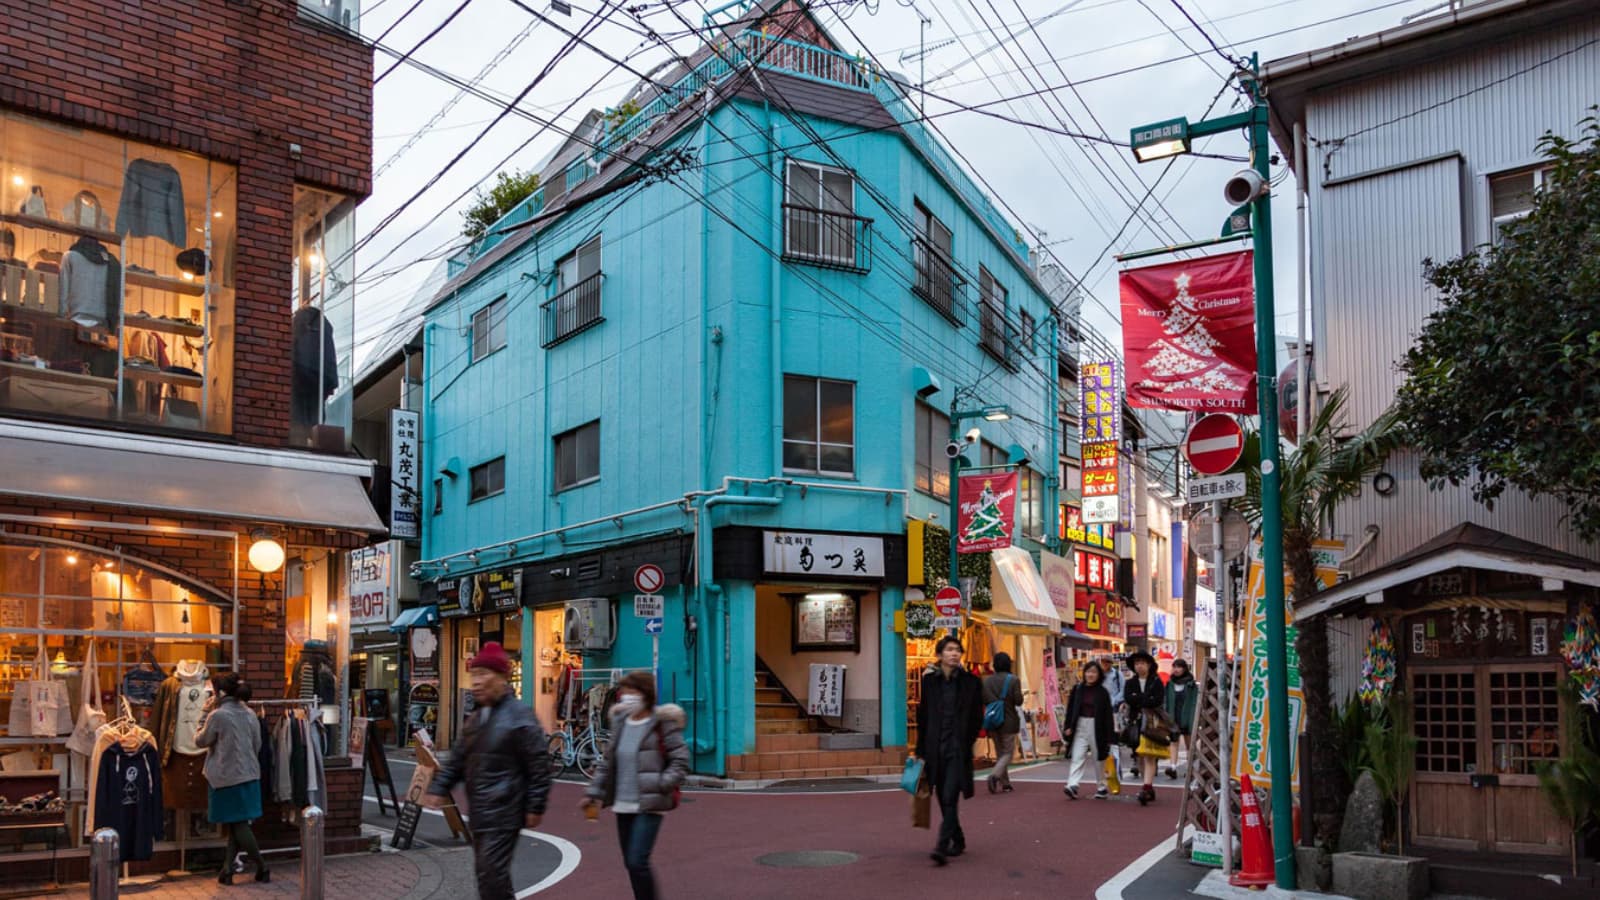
[
  {"xmin": 957, "ymin": 471, "xmax": 1018, "ymax": 553},
  {"xmin": 807, "ymin": 663, "xmax": 844, "ymax": 718},
  {"xmin": 1120, "ymin": 251, "xmax": 1258, "ymax": 413},
  {"xmin": 389, "ymin": 409, "xmax": 421, "ymax": 539},
  {"xmin": 1231, "ymin": 543, "xmax": 1304, "ymax": 790},
  {"xmin": 1079, "ymin": 359, "xmax": 1121, "ymax": 444},
  {"xmin": 1081, "ymin": 442, "xmax": 1120, "ymax": 525}
]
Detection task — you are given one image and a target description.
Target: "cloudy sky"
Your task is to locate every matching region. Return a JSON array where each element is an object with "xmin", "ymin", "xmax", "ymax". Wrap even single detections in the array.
[{"xmin": 351, "ymin": 0, "xmax": 1447, "ymax": 361}]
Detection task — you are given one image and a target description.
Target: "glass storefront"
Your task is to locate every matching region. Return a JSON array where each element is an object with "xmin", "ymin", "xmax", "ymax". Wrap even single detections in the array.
[
  {"xmin": 291, "ymin": 187, "xmax": 355, "ymax": 450},
  {"xmin": 0, "ymin": 110, "xmax": 237, "ymax": 433}
]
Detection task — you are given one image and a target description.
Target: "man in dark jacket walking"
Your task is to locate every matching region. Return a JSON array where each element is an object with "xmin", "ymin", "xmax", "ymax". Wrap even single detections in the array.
[
  {"xmin": 425, "ymin": 642, "xmax": 551, "ymax": 900},
  {"xmin": 916, "ymin": 635, "xmax": 983, "ymax": 865},
  {"xmin": 981, "ymin": 652, "xmax": 1024, "ymax": 793}
]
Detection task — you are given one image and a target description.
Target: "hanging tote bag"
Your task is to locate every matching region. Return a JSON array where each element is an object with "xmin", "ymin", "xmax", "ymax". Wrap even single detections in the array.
[
  {"xmin": 8, "ymin": 649, "xmax": 69, "ymax": 737},
  {"xmin": 66, "ymin": 642, "xmax": 105, "ymax": 755},
  {"xmin": 911, "ymin": 777, "xmax": 931, "ymax": 829},
  {"xmin": 899, "ymin": 755, "xmax": 925, "ymax": 794}
]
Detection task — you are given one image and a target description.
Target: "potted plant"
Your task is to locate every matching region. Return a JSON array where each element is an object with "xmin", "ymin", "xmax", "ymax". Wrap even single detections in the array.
[{"xmin": 1332, "ymin": 694, "xmax": 1428, "ymax": 900}]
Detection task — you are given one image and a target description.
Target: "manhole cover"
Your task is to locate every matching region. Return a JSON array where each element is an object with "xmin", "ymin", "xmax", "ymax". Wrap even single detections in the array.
[{"xmin": 755, "ymin": 850, "xmax": 860, "ymax": 869}]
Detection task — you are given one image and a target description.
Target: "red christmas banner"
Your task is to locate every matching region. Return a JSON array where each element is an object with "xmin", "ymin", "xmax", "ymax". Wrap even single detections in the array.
[
  {"xmin": 957, "ymin": 471, "xmax": 1018, "ymax": 553},
  {"xmin": 1119, "ymin": 250, "xmax": 1258, "ymax": 413}
]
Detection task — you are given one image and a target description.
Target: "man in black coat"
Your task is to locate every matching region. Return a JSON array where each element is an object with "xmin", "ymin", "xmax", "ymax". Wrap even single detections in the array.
[
  {"xmin": 425, "ymin": 642, "xmax": 551, "ymax": 900},
  {"xmin": 915, "ymin": 635, "xmax": 983, "ymax": 865}
]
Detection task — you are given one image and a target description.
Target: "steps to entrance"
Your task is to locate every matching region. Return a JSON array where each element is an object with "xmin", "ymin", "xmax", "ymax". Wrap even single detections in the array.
[{"xmin": 725, "ymin": 745, "xmax": 909, "ymax": 781}]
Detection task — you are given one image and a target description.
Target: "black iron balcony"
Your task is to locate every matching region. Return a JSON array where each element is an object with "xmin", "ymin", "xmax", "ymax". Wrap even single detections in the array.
[
  {"xmin": 979, "ymin": 301, "xmax": 1019, "ymax": 370},
  {"xmin": 782, "ymin": 204, "xmax": 873, "ymax": 272},
  {"xmin": 912, "ymin": 236, "xmax": 965, "ymax": 325},
  {"xmin": 542, "ymin": 272, "xmax": 604, "ymax": 348}
]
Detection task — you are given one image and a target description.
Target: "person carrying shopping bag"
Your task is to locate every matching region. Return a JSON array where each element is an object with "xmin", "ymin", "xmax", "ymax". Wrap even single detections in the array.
[
  {"xmin": 583, "ymin": 672, "xmax": 690, "ymax": 900},
  {"xmin": 915, "ymin": 635, "xmax": 983, "ymax": 866},
  {"xmin": 1060, "ymin": 661, "xmax": 1115, "ymax": 800},
  {"xmin": 1120, "ymin": 651, "xmax": 1170, "ymax": 805}
]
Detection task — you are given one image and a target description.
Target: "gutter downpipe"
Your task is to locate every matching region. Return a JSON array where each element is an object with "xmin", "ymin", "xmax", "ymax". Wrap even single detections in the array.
[
  {"xmin": 1294, "ymin": 121, "xmax": 1310, "ymax": 442},
  {"xmin": 421, "ymin": 323, "xmax": 436, "ymax": 562},
  {"xmin": 767, "ymin": 100, "xmax": 784, "ymax": 484},
  {"xmin": 696, "ymin": 487, "xmax": 783, "ymax": 776},
  {"xmin": 1046, "ymin": 314, "xmax": 1061, "ymax": 553}
]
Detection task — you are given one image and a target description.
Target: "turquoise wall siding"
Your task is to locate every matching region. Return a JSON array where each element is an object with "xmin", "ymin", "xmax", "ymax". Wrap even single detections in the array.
[{"xmin": 423, "ymin": 93, "xmax": 1059, "ymax": 773}]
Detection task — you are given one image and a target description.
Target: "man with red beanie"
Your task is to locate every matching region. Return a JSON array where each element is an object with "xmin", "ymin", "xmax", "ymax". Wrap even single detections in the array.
[{"xmin": 424, "ymin": 641, "xmax": 551, "ymax": 900}]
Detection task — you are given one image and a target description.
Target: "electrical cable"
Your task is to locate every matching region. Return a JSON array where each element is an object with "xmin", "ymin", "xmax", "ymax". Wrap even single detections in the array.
[{"xmin": 375, "ymin": 0, "xmax": 478, "ymax": 85}]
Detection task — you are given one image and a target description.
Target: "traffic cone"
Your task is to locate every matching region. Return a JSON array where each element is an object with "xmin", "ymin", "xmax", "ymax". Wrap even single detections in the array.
[{"xmin": 1230, "ymin": 774, "xmax": 1275, "ymax": 888}]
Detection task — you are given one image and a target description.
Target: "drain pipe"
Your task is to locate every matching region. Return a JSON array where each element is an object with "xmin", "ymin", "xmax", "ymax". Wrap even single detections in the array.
[{"xmin": 694, "ymin": 487, "xmax": 783, "ymax": 775}]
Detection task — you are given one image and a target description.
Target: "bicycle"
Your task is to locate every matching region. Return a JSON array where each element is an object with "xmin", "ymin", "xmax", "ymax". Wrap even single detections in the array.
[{"xmin": 547, "ymin": 711, "xmax": 609, "ymax": 779}]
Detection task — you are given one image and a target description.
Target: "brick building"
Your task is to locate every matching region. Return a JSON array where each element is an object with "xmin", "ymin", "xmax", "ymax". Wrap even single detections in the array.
[{"xmin": 0, "ymin": 0, "xmax": 380, "ymax": 884}]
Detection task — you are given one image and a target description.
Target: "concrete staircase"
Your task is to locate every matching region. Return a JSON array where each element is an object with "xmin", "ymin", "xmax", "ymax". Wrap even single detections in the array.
[{"xmin": 728, "ymin": 667, "xmax": 906, "ymax": 781}]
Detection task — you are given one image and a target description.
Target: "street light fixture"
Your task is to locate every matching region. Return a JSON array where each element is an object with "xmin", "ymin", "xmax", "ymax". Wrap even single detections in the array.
[
  {"xmin": 946, "ymin": 389, "xmax": 1012, "ymax": 631},
  {"xmin": 1131, "ymin": 54, "xmax": 1295, "ymax": 889}
]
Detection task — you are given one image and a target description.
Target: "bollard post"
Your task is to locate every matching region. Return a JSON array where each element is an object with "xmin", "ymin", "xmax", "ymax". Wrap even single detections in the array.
[
  {"xmin": 89, "ymin": 828, "xmax": 119, "ymax": 900},
  {"xmin": 300, "ymin": 805, "xmax": 324, "ymax": 900}
]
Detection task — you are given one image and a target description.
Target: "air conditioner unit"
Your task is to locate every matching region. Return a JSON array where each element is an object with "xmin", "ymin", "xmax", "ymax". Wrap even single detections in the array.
[{"xmin": 563, "ymin": 597, "xmax": 614, "ymax": 651}]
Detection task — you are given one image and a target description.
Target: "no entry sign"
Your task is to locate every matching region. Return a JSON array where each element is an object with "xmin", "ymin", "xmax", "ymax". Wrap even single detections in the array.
[
  {"xmin": 933, "ymin": 586, "xmax": 962, "ymax": 617},
  {"xmin": 1184, "ymin": 414, "xmax": 1245, "ymax": 476}
]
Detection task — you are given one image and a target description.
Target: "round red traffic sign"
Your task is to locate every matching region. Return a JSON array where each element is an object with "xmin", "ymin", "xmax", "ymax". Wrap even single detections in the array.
[
  {"xmin": 933, "ymin": 586, "xmax": 963, "ymax": 617},
  {"xmin": 633, "ymin": 564, "xmax": 664, "ymax": 593},
  {"xmin": 1184, "ymin": 414, "xmax": 1245, "ymax": 476}
]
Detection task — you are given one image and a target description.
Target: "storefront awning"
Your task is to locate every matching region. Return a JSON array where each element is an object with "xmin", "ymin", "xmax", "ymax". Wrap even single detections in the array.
[
  {"xmin": 989, "ymin": 546, "xmax": 1063, "ymax": 633},
  {"xmin": 389, "ymin": 605, "xmax": 439, "ymax": 632},
  {"xmin": 0, "ymin": 421, "xmax": 385, "ymax": 533}
]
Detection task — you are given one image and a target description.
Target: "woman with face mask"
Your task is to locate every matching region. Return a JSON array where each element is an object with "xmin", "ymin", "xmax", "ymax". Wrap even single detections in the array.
[{"xmin": 582, "ymin": 672, "xmax": 690, "ymax": 900}]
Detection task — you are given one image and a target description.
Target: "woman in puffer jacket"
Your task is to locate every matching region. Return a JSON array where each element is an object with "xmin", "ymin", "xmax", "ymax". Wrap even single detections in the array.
[{"xmin": 582, "ymin": 672, "xmax": 690, "ymax": 900}]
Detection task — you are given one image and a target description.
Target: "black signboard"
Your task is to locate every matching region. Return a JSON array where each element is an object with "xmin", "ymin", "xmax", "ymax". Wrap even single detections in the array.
[
  {"xmin": 391, "ymin": 802, "xmax": 423, "ymax": 850},
  {"xmin": 365, "ymin": 721, "xmax": 399, "ymax": 815},
  {"xmin": 431, "ymin": 569, "xmax": 524, "ymax": 618}
]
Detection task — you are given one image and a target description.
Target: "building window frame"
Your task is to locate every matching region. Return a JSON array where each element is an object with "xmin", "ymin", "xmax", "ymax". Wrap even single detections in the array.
[
  {"xmin": 912, "ymin": 200, "xmax": 962, "ymax": 324},
  {"xmin": 1488, "ymin": 164, "xmax": 1554, "ymax": 245},
  {"xmin": 544, "ymin": 235, "xmax": 604, "ymax": 346},
  {"xmin": 782, "ymin": 159, "xmax": 871, "ymax": 271},
  {"xmin": 782, "ymin": 374, "xmax": 856, "ymax": 478},
  {"xmin": 553, "ymin": 420, "xmax": 601, "ymax": 493},
  {"xmin": 471, "ymin": 295, "xmax": 508, "ymax": 362},
  {"xmin": 468, "ymin": 457, "xmax": 505, "ymax": 503},
  {"xmin": 914, "ymin": 402, "xmax": 952, "ymax": 500},
  {"xmin": 978, "ymin": 266, "xmax": 1016, "ymax": 369}
]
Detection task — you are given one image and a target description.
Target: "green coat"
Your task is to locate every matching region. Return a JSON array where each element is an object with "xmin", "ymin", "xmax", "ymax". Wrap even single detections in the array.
[{"xmin": 1164, "ymin": 672, "xmax": 1199, "ymax": 732}]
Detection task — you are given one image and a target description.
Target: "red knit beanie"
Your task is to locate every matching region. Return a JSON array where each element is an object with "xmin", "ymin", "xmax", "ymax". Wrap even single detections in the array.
[{"xmin": 468, "ymin": 641, "xmax": 511, "ymax": 675}]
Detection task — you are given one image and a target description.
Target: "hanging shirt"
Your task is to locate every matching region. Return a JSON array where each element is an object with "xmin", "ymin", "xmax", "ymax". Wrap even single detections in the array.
[
  {"xmin": 171, "ymin": 668, "xmax": 213, "ymax": 756},
  {"xmin": 93, "ymin": 742, "xmax": 164, "ymax": 862}
]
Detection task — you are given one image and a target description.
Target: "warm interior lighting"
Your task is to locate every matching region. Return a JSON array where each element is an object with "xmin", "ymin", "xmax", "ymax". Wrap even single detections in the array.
[
  {"xmin": 11, "ymin": 175, "xmax": 23, "ymax": 187},
  {"xmin": 327, "ymin": 610, "xmax": 339, "ymax": 625},
  {"xmin": 804, "ymin": 592, "xmax": 847, "ymax": 602},
  {"xmin": 248, "ymin": 529, "xmax": 285, "ymax": 573},
  {"xmin": 65, "ymin": 554, "xmax": 78, "ymax": 566}
]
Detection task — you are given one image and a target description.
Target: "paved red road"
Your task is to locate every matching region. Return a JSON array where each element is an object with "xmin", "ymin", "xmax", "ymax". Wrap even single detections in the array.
[{"xmin": 539, "ymin": 766, "xmax": 1180, "ymax": 899}]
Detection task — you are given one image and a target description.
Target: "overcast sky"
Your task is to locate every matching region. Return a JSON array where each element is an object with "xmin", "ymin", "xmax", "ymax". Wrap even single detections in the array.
[{"xmin": 352, "ymin": 0, "xmax": 1446, "ymax": 363}]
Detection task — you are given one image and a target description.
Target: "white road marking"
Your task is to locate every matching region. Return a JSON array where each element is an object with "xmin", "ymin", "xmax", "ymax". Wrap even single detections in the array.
[
  {"xmin": 362, "ymin": 795, "xmax": 582, "ymax": 895},
  {"xmin": 1095, "ymin": 828, "xmax": 1188, "ymax": 900}
]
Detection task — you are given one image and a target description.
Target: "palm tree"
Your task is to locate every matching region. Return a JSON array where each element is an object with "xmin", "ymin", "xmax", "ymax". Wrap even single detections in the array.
[{"xmin": 1235, "ymin": 385, "xmax": 1404, "ymax": 843}]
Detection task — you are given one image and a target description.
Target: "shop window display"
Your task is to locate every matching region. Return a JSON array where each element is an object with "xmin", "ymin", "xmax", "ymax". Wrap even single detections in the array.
[
  {"xmin": 0, "ymin": 537, "xmax": 236, "ymax": 857},
  {"xmin": 0, "ymin": 110, "xmax": 237, "ymax": 433},
  {"xmin": 291, "ymin": 187, "xmax": 355, "ymax": 449},
  {"xmin": 283, "ymin": 551, "xmax": 347, "ymax": 754}
]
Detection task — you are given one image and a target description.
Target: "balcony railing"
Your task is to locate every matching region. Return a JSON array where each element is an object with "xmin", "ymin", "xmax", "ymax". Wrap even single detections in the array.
[
  {"xmin": 542, "ymin": 272, "xmax": 604, "ymax": 348},
  {"xmin": 912, "ymin": 237, "xmax": 965, "ymax": 325},
  {"xmin": 782, "ymin": 204, "xmax": 873, "ymax": 272},
  {"xmin": 979, "ymin": 301, "xmax": 1019, "ymax": 370},
  {"xmin": 297, "ymin": 0, "xmax": 359, "ymax": 31}
]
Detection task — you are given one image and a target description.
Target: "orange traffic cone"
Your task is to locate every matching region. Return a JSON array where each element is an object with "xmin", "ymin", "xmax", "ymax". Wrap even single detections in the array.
[{"xmin": 1230, "ymin": 774, "xmax": 1275, "ymax": 888}]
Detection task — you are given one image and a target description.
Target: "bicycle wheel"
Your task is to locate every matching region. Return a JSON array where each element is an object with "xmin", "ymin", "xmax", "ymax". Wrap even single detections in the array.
[
  {"xmin": 546, "ymin": 730, "xmax": 570, "ymax": 778},
  {"xmin": 575, "ymin": 732, "xmax": 603, "ymax": 780}
]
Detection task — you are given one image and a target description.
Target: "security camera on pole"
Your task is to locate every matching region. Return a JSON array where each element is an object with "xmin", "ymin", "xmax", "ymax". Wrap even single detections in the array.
[{"xmin": 1129, "ymin": 53, "xmax": 1294, "ymax": 888}]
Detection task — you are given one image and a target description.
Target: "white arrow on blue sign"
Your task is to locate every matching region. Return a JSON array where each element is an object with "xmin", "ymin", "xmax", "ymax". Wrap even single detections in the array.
[{"xmin": 644, "ymin": 617, "xmax": 663, "ymax": 635}]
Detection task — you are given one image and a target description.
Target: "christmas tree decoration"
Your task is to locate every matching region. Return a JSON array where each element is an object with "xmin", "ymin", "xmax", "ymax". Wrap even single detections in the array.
[
  {"xmin": 1119, "ymin": 251, "xmax": 1259, "ymax": 413},
  {"xmin": 1359, "ymin": 619, "xmax": 1397, "ymax": 706},
  {"xmin": 1560, "ymin": 603, "xmax": 1600, "ymax": 710},
  {"xmin": 956, "ymin": 471, "xmax": 1017, "ymax": 553}
]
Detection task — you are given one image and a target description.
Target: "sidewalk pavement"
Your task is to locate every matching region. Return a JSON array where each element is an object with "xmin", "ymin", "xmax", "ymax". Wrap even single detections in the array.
[{"xmin": 52, "ymin": 834, "xmax": 477, "ymax": 900}]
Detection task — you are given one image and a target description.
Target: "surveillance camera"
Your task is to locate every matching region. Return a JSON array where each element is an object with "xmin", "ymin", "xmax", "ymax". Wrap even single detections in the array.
[
  {"xmin": 1223, "ymin": 169, "xmax": 1267, "ymax": 206},
  {"xmin": 945, "ymin": 441, "xmax": 964, "ymax": 459},
  {"xmin": 965, "ymin": 427, "xmax": 981, "ymax": 444}
]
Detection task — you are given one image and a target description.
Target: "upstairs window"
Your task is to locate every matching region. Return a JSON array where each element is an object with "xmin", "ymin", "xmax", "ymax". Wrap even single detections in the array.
[
  {"xmin": 554, "ymin": 420, "xmax": 601, "ymax": 492},
  {"xmin": 783, "ymin": 375, "xmax": 855, "ymax": 476},
  {"xmin": 913, "ymin": 201, "xmax": 960, "ymax": 322},
  {"xmin": 472, "ymin": 295, "xmax": 507, "ymax": 362},
  {"xmin": 784, "ymin": 161, "xmax": 867, "ymax": 270},
  {"xmin": 914, "ymin": 403, "xmax": 952, "ymax": 500},
  {"xmin": 978, "ymin": 267, "xmax": 1014, "ymax": 368},
  {"xmin": 545, "ymin": 235, "xmax": 604, "ymax": 346},
  {"xmin": 1020, "ymin": 309, "xmax": 1036, "ymax": 355},
  {"xmin": 469, "ymin": 457, "xmax": 505, "ymax": 502},
  {"xmin": 1489, "ymin": 166, "xmax": 1553, "ymax": 245}
]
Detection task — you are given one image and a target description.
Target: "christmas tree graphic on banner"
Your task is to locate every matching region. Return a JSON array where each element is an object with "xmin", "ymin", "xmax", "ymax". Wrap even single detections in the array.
[
  {"xmin": 1119, "ymin": 251, "xmax": 1258, "ymax": 413},
  {"xmin": 957, "ymin": 471, "xmax": 1018, "ymax": 553}
]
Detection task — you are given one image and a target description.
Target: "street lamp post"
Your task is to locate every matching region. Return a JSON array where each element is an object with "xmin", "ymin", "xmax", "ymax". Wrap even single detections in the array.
[
  {"xmin": 1130, "ymin": 54, "xmax": 1295, "ymax": 888},
  {"xmin": 947, "ymin": 389, "xmax": 1010, "ymax": 627}
]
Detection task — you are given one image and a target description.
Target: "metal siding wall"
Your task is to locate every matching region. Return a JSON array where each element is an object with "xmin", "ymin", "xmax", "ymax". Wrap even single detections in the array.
[
  {"xmin": 1304, "ymin": 19, "xmax": 1600, "ymax": 572},
  {"xmin": 1327, "ymin": 615, "xmax": 1373, "ymax": 706}
]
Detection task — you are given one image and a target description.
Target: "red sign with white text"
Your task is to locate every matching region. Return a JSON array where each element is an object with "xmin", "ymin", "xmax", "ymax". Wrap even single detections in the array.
[
  {"xmin": 1120, "ymin": 250, "xmax": 1257, "ymax": 413},
  {"xmin": 957, "ymin": 471, "xmax": 1018, "ymax": 553}
]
